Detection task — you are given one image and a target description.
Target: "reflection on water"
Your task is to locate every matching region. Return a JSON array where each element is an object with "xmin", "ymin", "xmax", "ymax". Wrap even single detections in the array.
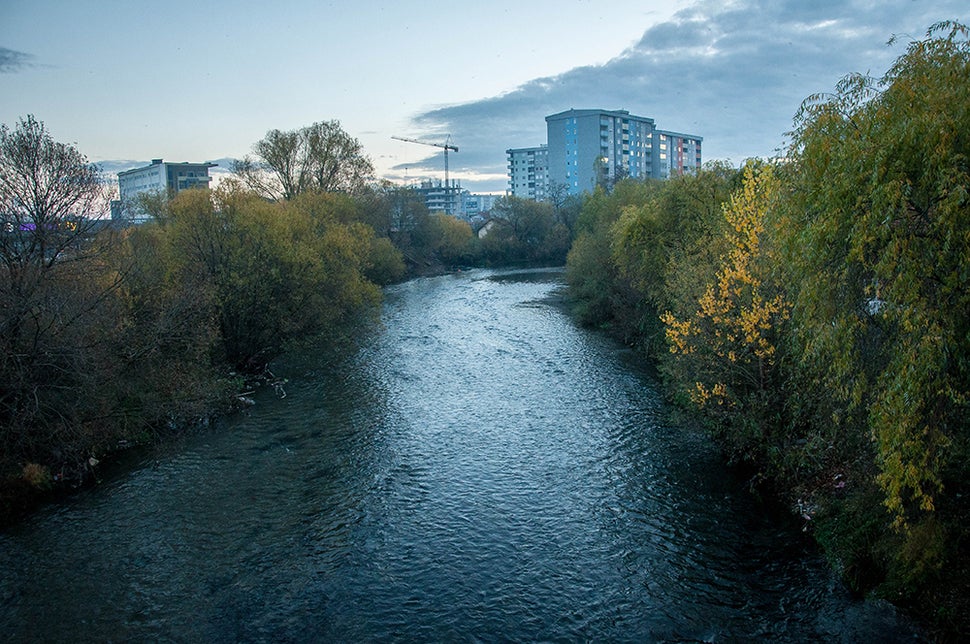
[{"xmin": 0, "ymin": 268, "xmax": 920, "ymax": 641}]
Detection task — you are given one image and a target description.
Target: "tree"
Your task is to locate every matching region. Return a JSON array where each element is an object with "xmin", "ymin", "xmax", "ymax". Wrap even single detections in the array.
[
  {"xmin": 594, "ymin": 156, "xmax": 629, "ymax": 192},
  {"xmin": 486, "ymin": 196, "xmax": 569, "ymax": 263},
  {"xmin": 0, "ymin": 115, "xmax": 108, "ymax": 300},
  {"xmin": 661, "ymin": 162, "xmax": 789, "ymax": 460},
  {"xmin": 233, "ymin": 120, "xmax": 374, "ymax": 200},
  {"xmin": 108, "ymin": 223, "xmax": 228, "ymax": 433},
  {"xmin": 0, "ymin": 116, "xmax": 120, "ymax": 467},
  {"xmin": 610, "ymin": 162, "xmax": 738, "ymax": 348},
  {"xmin": 779, "ymin": 22, "xmax": 970, "ymax": 530},
  {"xmin": 547, "ymin": 180, "xmax": 583, "ymax": 239},
  {"xmin": 423, "ymin": 213, "xmax": 477, "ymax": 266},
  {"xmin": 565, "ymin": 180, "xmax": 660, "ymax": 329},
  {"xmin": 288, "ymin": 189, "xmax": 405, "ymax": 284},
  {"xmin": 155, "ymin": 184, "xmax": 382, "ymax": 371}
]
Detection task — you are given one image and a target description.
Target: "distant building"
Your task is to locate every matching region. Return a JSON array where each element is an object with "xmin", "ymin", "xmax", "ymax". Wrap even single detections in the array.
[
  {"xmin": 653, "ymin": 129, "xmax": 704, "ymax": 180},
  {"xmin": 114, "ymin": 158, "xmax": 216, "ymax": 223},
  {"xmin": 508, "ymin": 109, "xmax": 702, "ymax": 199},
  {"xmin": 411, "ymin": 179, "xmax": 463, "ymax": 217},
  {"xmin": 546, "ymin": 109, "xmax": 658, "ymax": 195},
  {"xmin": 462, "ymin": 192, "xmax": 500, "ymax": 216},
  {"xmin": 406, "ymin": 180, "xmax": 501, "ymax": 220},
  {"xmin": 506, "ymin": 145, "xmax": 549, "ymax": 200}
]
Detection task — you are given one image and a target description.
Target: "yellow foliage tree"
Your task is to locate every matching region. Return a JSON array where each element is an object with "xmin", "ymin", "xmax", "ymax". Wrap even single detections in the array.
[{"xmin": 662, "ymin": 162, "xmax": 789, "ymax": 416}]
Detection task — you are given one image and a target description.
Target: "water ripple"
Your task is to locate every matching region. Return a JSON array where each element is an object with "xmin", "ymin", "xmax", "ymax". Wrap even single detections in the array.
[{"xmin": 0, "ymin": 268, "xmax": 922, "ymax": 642}]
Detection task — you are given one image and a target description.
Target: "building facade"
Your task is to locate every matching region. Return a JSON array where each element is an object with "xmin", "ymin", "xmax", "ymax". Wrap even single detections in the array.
[
  {"xmin": 506, "ymin": 145, "xmax": 549, "ymax": 201},
  {"xmin": 115, "ymin": 159, "xmax": 216, "ymax": 222},
  {"xmin": 545, "ymin": 109, "xmax": 659, "ymax": 195},
  {"xmin": 653, "ymin": 130, "xmax": 704, "ymax": 179},
  {"xmin": 508, "ymin": 109, "xmax": 703, "ymax": 199},
  {"xmin": 411, "ymin": 179, "xmax": 463, "ymax": 217},
  {"xmin": 462, "ymin": 192, "xmax": 500, "ymax": 217}
]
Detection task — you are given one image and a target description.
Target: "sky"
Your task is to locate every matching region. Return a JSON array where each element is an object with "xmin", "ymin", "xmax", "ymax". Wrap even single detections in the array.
[{"xmin": 2, "ymin": 0, "xmax": 967, "ymax": 193}]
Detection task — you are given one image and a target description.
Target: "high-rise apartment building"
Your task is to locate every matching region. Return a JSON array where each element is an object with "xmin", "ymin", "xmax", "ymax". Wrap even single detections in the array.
[
  {"xmin": 653, "ymin": 129, "xmax": 704, "ymax": 180},
  {"xmin": 506, "ymin": 145, "xmax": 549, "ymax": 200},
  {"xmin": 507, "ymin": 109, "xmax": 702, "ymax": 199},
  {"xmin": 545, "ymin": 109, "xmax": 659, "ymax": 195}
]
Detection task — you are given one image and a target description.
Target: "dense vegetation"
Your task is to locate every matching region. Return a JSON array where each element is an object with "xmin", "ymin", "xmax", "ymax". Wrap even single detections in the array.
[
  {"xmin": 567, "ymin": 23, "xmax": 969, "ymax": 633},
  {"xmin": 0, "ymin": 117, "xmax": 570, "ymax": 522}
]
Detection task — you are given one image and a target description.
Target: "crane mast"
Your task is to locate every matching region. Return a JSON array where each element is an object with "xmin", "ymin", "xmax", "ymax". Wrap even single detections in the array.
[{"xmin": 391, "ymin": 135, "xmax": 459, "ymax": 188}]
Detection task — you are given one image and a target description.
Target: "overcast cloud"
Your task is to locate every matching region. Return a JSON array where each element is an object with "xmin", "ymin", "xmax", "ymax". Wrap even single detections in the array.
[{"xmin": 399, "ymin": 0, "xmax": 968, "ymax": 191}]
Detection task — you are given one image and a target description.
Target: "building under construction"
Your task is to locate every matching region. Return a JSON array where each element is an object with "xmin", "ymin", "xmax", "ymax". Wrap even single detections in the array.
[{"xmin": 410, "ymin": 179, "xmax": 463, "ymax": 217}]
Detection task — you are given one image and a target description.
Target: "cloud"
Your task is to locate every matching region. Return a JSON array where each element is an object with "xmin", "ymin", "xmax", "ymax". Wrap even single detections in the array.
[
  {"xmin": 0, "ymin": 47, "xmax": 36, "ymax": 73},
  {"xmin": 405, "ymin": 0, "xmax": 967, "ymax": 192}
]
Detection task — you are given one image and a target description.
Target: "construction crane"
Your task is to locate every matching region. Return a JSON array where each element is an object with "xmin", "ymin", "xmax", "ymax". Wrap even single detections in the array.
[{"xmin": 391, "ymin": 135, "xmax": 459, "ymax": 188}]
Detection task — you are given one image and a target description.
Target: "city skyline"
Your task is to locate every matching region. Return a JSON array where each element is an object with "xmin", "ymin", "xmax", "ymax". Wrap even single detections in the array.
[{"xmin": 2, "ymin": 1, "xmax": 967, "ymax": 193}]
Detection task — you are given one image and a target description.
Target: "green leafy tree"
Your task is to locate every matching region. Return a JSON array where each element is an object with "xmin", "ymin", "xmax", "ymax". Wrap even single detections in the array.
[
  {"xmin": 109, "ymin": 224, "xmax": 228, "ymax": 432},
  {"xmin": 287, "ymin": 189, "xmax": 405, "ymax": 284},
  {"xmin": 780, "ymin": 22, "xmax": 970, "ymax": 531},
  {"xmin": 565, "ymin": 179, "xmax": 660, "ymax": 329},
  {"xmin": 482, "ymin": 197, "xmax": 569, "ymax": 264},
  {"xmin": 157, "ymin": 185, "xmax": 381, "ymax": 371},
  {"xmin": 485, "ymin": 196, "xmax": 569, "ymax": 264},
  {"xmin": 423, "ymin": 213, "xmax": 478, "ymax": 266},
  {"xmin": 610, "ymin": 162, "xmax": 738, "ymax": 348},
  {"xmin": 361, "ymin": 185, "xmax": 433, "ymax": 269},
  {"xmin": 362, "ymin": 234, "xmax": 407, "ymax": 285}
]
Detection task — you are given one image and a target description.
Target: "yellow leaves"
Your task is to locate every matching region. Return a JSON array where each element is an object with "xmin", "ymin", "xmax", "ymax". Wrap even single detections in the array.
[
  {"xmin": 662, "ymin": 162, "xmax": 789, "ymax": 405},
  {"xmin": 692, "ymin": 382, "xmax": 731, "ymax": 407},
  {"xmin": 660, "ymin": 311, "xmax": 695, "ymax": 354}
]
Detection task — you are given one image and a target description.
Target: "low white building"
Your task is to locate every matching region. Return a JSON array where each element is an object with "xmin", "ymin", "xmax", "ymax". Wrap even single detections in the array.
[{"xmin": 115, "ymin": 159, "xmax": 216, "ymax": 222}]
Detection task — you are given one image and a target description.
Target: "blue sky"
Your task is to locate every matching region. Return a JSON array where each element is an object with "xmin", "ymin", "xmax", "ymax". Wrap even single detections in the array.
[{"xmin": 2, "ymin": 0, "xmax": 967, "ymax": 193}]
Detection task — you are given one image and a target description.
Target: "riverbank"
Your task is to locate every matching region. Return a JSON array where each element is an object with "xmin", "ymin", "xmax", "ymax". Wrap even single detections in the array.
[
  {"xmin": 0, "ymin": 363, "xmax": 296, "ymax": 529},
  {"xmin": 556, "ymin": 282, "xmax": 968, "ymax": 641},
  {"xmin": 0, "ymin": 269, "xmax": 922, "ymax": 641},
  {"xmin": 0, "ymin": 395, "xmax": 232, "ymax": 529},
  {"xmin": 0, "ymin": 263, "xmax": 522, "ymax": 530}
]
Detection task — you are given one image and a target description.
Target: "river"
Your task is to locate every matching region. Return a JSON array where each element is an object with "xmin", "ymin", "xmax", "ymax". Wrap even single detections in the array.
[{"xmin": 0, "ymin": 268, "xmax": 920, "ymax": 642}]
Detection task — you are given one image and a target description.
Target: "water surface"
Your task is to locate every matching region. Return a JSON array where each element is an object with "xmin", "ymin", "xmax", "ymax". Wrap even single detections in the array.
[{"xmin": 0, "ymin": 269, "xmax": 919, "ymax": 641}]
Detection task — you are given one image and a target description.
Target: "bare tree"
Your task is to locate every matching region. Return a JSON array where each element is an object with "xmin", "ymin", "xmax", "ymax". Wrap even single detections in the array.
[
  {"xmin": 0, "ymin": 114, "xmax": 109, "ymax": 315},
  {"xmin": 0, "ymin": 115, "xmax": 114, "ymax": 462},
  {"xmin": 233, "ymin": 120, "xmax": 374, "ymax": 200}
]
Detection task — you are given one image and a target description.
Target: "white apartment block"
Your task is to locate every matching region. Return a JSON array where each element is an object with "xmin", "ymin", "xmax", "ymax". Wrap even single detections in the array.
[{"xmin": 505, "ymin": 145, "xmax": 549, "ymax": 200}]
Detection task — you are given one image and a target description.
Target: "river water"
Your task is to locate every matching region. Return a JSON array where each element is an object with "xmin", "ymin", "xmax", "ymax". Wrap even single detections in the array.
[{"xmin": 1, "ymin": 269, "xmax": 920, "ymax": 642}]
